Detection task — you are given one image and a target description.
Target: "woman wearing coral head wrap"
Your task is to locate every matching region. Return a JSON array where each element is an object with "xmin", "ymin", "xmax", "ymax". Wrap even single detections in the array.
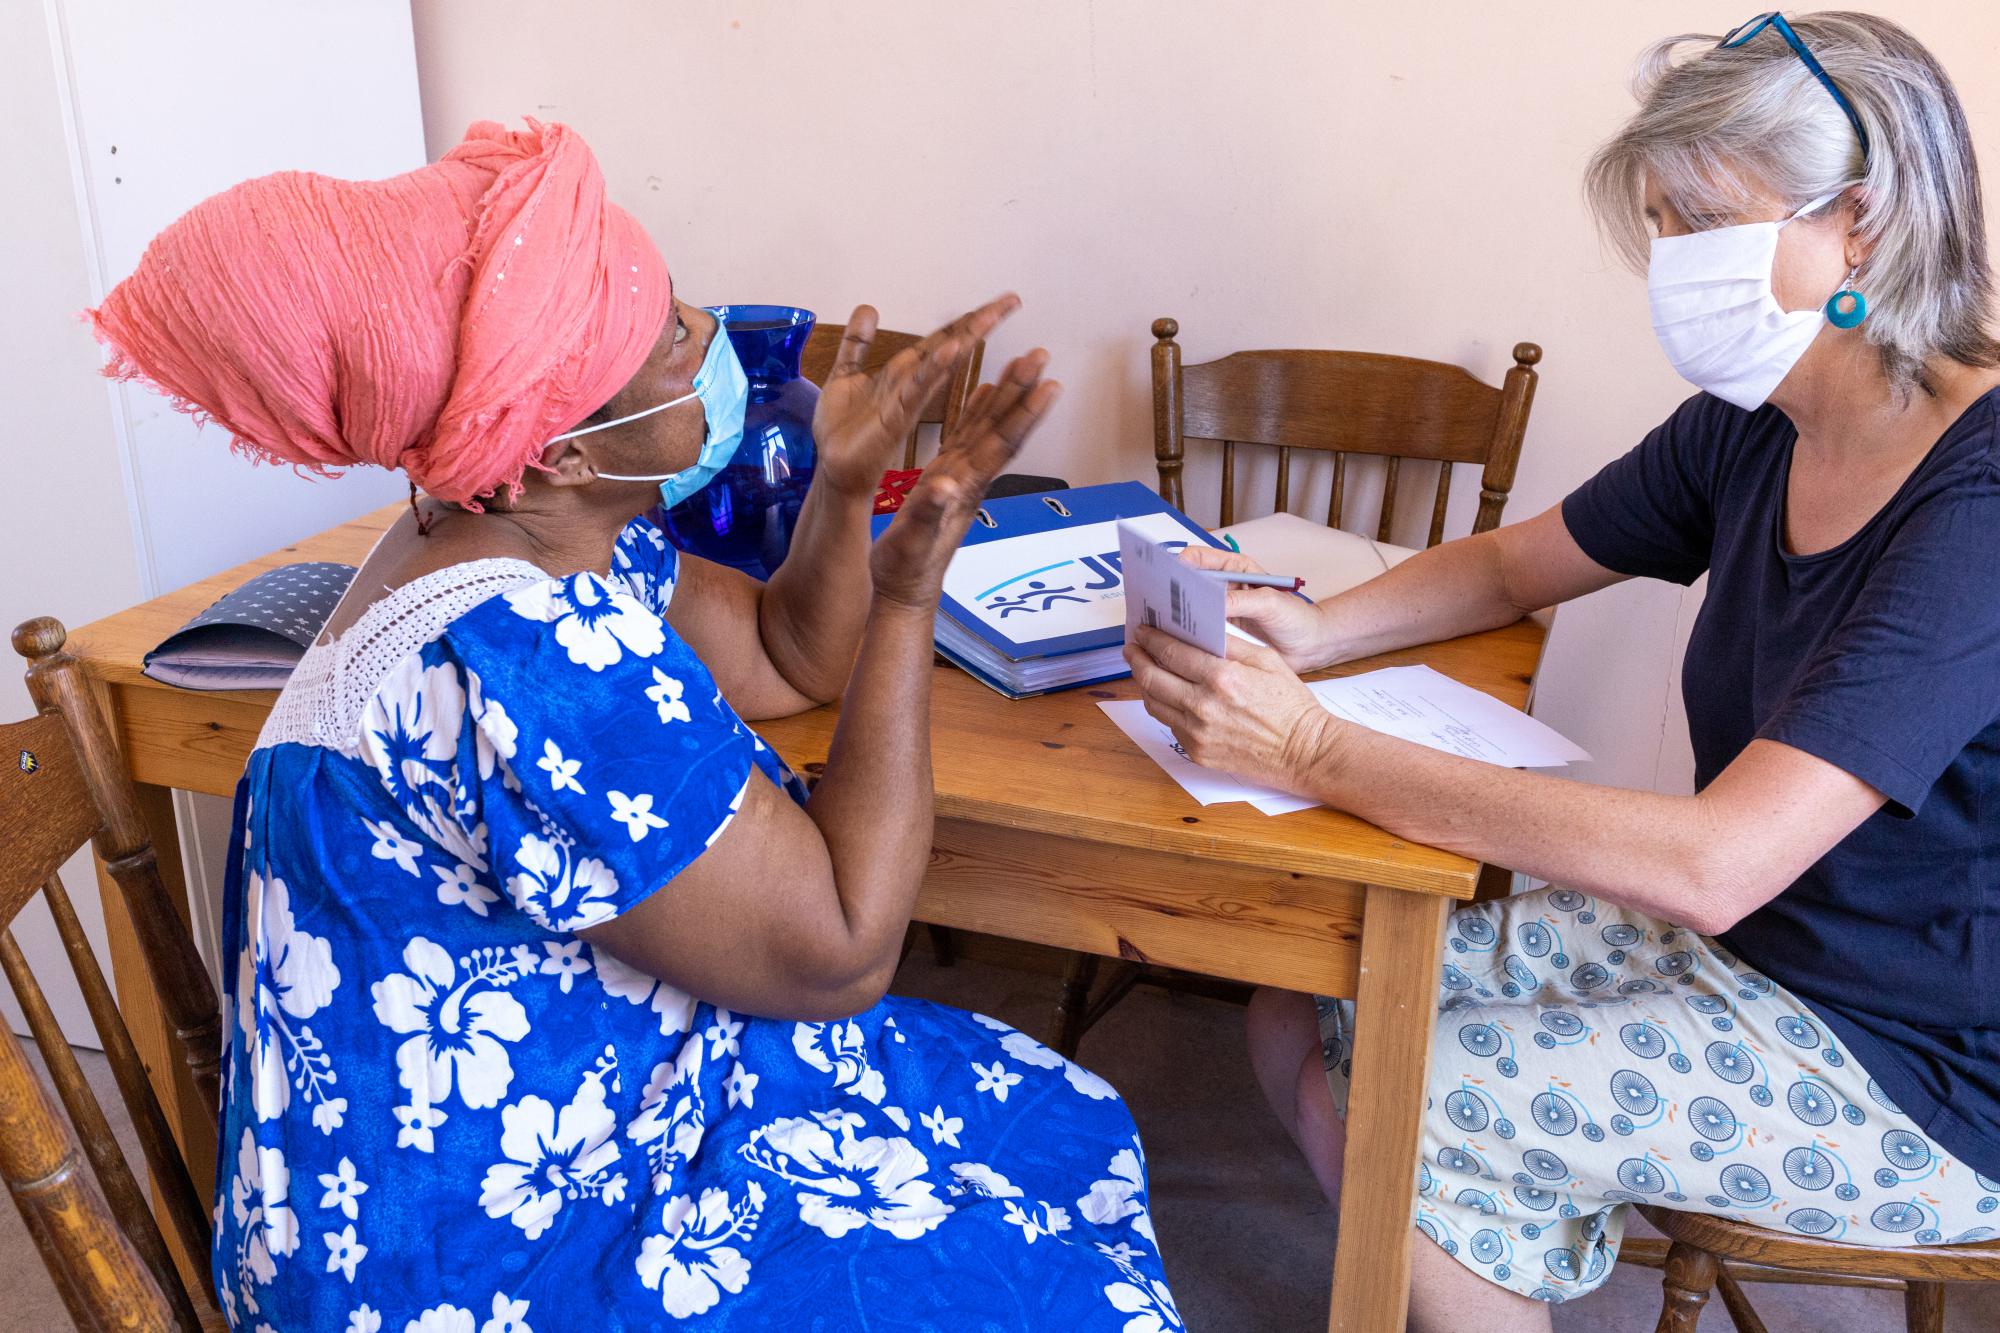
[{"xmin": 91, "ymin": 120, "xmax": 1177, "ymax": 1332}]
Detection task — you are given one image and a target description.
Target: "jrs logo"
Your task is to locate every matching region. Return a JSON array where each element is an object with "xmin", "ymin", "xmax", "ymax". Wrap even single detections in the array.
[{"xmin": 977, "ymin": 543, "xmax": 1189, "ymax": 618}]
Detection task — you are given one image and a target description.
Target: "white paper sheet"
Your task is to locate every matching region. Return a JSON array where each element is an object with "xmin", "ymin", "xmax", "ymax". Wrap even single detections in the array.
[
  {"xmin": 1310, "ymin": 666, "xmax": 1591, "ymax": 767},
  {"xmin": 1098, "ymin": 664, "xmax": 1590, "ymax": 816},
  {"xmin": 1118, "ymin": 520, "xmax": 1227, "ymax": 656}
]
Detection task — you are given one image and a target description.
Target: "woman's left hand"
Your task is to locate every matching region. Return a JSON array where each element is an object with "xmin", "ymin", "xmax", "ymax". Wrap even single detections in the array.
[
  {"xmin": 812, "ymin": 295, "xmax": 1021, "ymax": 499},
  {"xmin": 1125, "ymin": 625, "xmax": 1339, "ymax": 793}
]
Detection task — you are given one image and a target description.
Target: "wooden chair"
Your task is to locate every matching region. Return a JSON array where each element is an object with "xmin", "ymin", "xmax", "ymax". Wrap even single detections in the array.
[
  {"xmin": 1638, "ymin": 1203, "xmax": 2000, "ymax": 1333},
  {"xmin": 799, "ymin": 322, "xmax": 985, "ymax": 469},
  {"xmin": 1151, "ymin": 316, "xmax": 1541, "ymax": 538},
  {"xmin": 1045, "ymin": 318, "xmax": 1543, "ymax": 1058},
  {"xmin": 2, "ymin": 617, "xmax": 227, "ymax": 1331}
]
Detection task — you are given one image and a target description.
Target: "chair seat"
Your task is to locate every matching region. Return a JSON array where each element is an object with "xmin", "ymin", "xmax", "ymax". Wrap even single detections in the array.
[
  {"xmin": 1215, "ymin": 512, "xmax": 1418, "ymax": 601},
  {"xmin": 1638, "ymin": 1204, "xmax": 2000, "ymax": 1283}
]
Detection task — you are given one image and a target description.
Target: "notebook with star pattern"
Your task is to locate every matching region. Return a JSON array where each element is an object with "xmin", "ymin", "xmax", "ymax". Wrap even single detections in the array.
[{"xmin": 142, "ymin": 561, "xmax": 356, "ymax": 690}]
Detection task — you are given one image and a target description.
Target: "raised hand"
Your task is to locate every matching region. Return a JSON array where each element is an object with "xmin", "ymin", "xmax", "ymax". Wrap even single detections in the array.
[
  {"xmin": 811, "ymin": 295, "xmax": 1021, "ymax": 498},
  {"xmin": 870, "ymin": 349, "xmax": 1060, "ymax": 608}
]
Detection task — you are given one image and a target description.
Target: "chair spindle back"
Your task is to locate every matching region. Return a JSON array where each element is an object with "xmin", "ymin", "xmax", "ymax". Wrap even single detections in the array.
[
  {"xmin": 1150, "ymin": 317, "xmax": 1541, "ymax": 545},
  {"xmin": 4, "ymin": 617, "xmax": 229, "ymax": 1330},
  {"xmin": 801, "ymin": 323, "xmax": 985, "ymax": 469}
]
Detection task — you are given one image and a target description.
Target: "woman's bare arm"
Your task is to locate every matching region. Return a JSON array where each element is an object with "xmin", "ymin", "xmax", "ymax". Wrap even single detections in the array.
[
  {"xmin": 1187, "ymin": 504, "xmax": 1631, "ymax": 672},
  {"xmin": 1127, "ymin": 624, "xmax": 1887, "ymax": 938},
  {"xmin": 1301, "ymin": 729, "xmax": 1885, "ymax": 935},
  {"xmin": 579, "ymin": 355, "xmax": 1060, "ymax": 1019}
]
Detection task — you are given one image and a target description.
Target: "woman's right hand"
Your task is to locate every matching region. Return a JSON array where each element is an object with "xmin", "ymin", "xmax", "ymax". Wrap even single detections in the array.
[
  {"xmin": 1177, "ymin": 544, "xmax": 1331, "ymax": 671},
  {"xmin": 869, "ymin": 349, "xmax": 1060, "ymax": 609}
]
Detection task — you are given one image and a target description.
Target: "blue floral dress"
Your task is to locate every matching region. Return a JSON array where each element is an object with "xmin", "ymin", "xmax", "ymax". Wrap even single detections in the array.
[{"xmin": 213, "ymin": 518, "xmax": 1179, "ymax": 1333}]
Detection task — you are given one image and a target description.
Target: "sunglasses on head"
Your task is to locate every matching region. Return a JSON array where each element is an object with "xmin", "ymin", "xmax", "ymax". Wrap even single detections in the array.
[{"xmin": 1718, "ymin": 12, "xmax": 1871, "ymax": 164}]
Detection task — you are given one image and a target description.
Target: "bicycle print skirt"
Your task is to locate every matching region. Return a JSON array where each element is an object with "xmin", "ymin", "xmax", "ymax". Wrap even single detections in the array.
[{"xmin": 1316, "ymin": 886, "xmax": 2000, "ymax": 1302}]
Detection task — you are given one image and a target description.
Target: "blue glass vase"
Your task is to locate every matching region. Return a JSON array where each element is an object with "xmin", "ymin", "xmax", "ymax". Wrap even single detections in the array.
[{"xmin": 659, "ymin": 304, "xmax": 819, "ymax": 579}]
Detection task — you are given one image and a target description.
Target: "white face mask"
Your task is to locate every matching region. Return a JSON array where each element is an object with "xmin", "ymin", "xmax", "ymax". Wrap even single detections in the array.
[{"xmin": 1646, "ymin": 189, "xmax": 1846, "ymax": 411}]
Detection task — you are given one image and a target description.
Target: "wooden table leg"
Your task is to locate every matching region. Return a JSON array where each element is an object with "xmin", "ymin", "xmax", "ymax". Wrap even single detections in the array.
[
  {"xmin": 1329, "ymin": 883, "xmax": 1449, "ymax": 1333},
  {"xmin": 93, "ymin": 780, "xmax": 214, "ymax": 1297}
]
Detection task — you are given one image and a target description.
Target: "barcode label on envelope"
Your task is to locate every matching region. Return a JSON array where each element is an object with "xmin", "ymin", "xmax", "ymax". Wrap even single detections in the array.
[{"xmin": 1119, "ymin": 520, "xmax": 1225, "ymax": 657}]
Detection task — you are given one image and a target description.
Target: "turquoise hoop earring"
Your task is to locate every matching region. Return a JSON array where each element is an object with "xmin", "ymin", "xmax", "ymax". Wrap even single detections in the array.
[{"xmin": 1826, "ymin": 268, "xmax": 1869, "ymax": 329}]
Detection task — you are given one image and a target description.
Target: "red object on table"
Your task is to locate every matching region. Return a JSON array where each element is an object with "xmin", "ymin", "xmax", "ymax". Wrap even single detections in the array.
[{"xmin": 874, "ymin": 468, "xmax": 922, "ymax": 515}]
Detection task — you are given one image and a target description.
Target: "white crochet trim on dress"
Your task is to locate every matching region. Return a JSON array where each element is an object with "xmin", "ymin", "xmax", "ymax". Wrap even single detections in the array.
[{"xmin": 259, "ymin": 557, "xmax": 550, "ymax": 755}]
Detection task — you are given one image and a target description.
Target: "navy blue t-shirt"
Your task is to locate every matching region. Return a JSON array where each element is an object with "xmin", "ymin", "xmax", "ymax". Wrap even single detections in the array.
[{"xmin": 1562, "ymin": 389, "xmax": 2000, "ymax": 1178}]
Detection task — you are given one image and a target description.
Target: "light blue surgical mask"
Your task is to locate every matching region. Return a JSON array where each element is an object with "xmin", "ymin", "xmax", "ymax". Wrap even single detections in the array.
[{"xmin": 554, "ymin": 312, "xmax": 749, "ymax": 506}]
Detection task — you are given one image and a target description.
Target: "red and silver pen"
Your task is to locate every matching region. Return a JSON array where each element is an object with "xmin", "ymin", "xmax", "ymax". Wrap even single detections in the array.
[{"xmin": 1199, "ymin": 569, "xmax": 1305, "ymax": 593}]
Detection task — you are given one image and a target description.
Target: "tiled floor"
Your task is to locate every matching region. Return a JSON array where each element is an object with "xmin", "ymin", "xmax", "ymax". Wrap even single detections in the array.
[{"xmin": 8, "ymin": 955, "xmax": 1995, "ymax": 1329}]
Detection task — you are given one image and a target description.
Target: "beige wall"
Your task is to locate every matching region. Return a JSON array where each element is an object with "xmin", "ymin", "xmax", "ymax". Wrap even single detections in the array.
[
  {"xmin": 415, "ymin": 4, "xmax": 1995, "ymax": 793},
  {"xmin": 1, "ymin": 0, "xmax": 145, "ymax": 1040},
  {"xmin": 4, "ymin": 1, "xmax": 424, "ymax": 1042},
  {"xmin": 3, "ymin": 3, "xmax": 142, "ymax": 638}
]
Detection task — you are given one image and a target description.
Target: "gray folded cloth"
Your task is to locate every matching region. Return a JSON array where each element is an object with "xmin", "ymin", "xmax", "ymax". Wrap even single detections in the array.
[{"xmin": 142, "ymin": 561, "xmax": 356, "ymax": 690}]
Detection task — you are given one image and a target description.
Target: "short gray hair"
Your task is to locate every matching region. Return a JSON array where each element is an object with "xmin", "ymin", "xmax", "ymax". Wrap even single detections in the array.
[{"xmin": 1585, "ymin": 11, "xmax": 2000, "ymax": 391}]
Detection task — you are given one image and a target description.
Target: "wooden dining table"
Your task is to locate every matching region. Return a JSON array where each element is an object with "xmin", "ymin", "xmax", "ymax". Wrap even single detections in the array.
[{"xmin": 64, "ymin": 500, "xmax": 1547, "ymax": 1332}]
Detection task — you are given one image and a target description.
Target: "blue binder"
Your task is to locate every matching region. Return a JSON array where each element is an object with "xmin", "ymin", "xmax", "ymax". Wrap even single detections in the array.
[{"xmin": 874, "ymin": 481, "xmax": 1227, "ymax": 698}]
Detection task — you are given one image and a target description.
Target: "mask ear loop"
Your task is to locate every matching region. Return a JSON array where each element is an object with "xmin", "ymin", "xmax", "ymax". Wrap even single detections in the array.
[
  {"xmin": 549, "ymin": 389, "xmax": 698, "ymax": 445},
  {"xmin": 1783, "ymin": 187, "xmax": 1851, "ymax": 227},
  {"xmin": 1784, "ymin": 188, "xmax": 1869, "ymax": 328}
]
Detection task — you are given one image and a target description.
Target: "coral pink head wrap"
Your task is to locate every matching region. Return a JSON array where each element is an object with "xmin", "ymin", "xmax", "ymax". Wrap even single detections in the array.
[{"xmin": 87, "ymin": 119, "xmax": 672, "ymax": 506}]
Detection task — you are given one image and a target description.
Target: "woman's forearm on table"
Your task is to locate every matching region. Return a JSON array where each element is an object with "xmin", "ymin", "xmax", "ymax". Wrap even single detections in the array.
[
  {"xmin": 1298, "ymin": 721, "xmax": 1745, "ymax": 933},
  {"xmin": 1309, "ymin": 531, "xmax": 1535, "ymax": 668},
  {"xmin": 757, "ymin": 478, "xmax": 878, "ymax": 700}
]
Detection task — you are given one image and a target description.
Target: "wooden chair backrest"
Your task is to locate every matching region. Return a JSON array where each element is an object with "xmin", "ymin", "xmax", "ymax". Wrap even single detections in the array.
[
  {"xmin": 1638, "ymin": 1202, "xmax": 2000, "ymax": 1283},
  {"xmin": 800, "ymin": 324, "xmax": 986, "ymax": 470},
  {"xmin": 1150, "ymin": 317, "xmax": 1541, "ymax": 545},
  {"xmin": 2, "ymin": 617, "xmax": 227, "ymax": 1331}
]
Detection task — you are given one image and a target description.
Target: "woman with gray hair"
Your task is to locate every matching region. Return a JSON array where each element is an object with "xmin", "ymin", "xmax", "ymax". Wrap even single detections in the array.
[{"xmin": 1125, "ymin": 11, "xmax": 2000, "ymax": 1328}]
